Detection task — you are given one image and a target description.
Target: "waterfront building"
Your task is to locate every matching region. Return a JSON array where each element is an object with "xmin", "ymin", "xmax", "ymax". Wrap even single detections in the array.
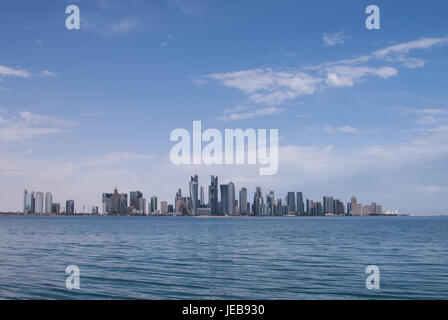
[
  {"xmin": 220, "ymin": 184, "xmax": 229, "ymax": 215},
  {"xmin": 228, "ymin": 182, "xmax": 235, "ymax": 216},
  {"xmin": 239, "ymin": 188, "xmax": 247, "ymax": 215},
  {"xmin": 66, "ymin": 200, "xmax": 75, "ymax": 214},
  {"xmin": 209, "ymin": 176, "xmax": 219, "ymax": 215},
  {"xmin": 45, "ymin": 192, "xmax": 52, "ymax": 214},
  {"xmin": 296, "ymin": 192, "xmax": 305, "ymax": 214},
  {"xmin": 151, "ymin": 196, "xmax": 158, "ymax": 213},
  {"xmin": 189, "ymin": 175, "xmax": 198, "ymax": 215},
  {"xmin": 35, "ymin": 192, "xmax": 44, "ymax": 215},
  {"xmin": 287, "ymin": 192, "xmax": 296, "ymax": 213}
]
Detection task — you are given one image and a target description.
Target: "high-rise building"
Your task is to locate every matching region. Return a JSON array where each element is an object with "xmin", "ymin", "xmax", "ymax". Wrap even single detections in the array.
[
  {"xmin": 66, "ymin": 200, "xmax": 75, "ymax": 214},
  {"xmin": 120, "ymin": 193, "xmax": 128, "ymax": 215},
  {"xmin": 253, "ymin": 187, "xmax": 263, "ymax": 216},
  {"xmin": 34, "ymin": 192, "xmax": 44, "ymax": 215},
  {"xmin": 323, "ymin": 196, "xmax": 334, "ymax": 214},
  {"xmin": 24, "ymin": 190, "xmax": 34, "ymax": 214},
  {"xmin": 189, "ymin": 175, "xmax": 199, "ymax": 215},
  {"xmin": 228, "ymin": 182, "xmax": 235, "ymax": 216},
  {"xmin": 139, "ymin": 197, "xmax": 146, "ymax": 215},
  {"xmin": 296, "ymin": 192, "xmax": 305, "ymax": 214},
  {"xmin": 110, "ymin": 188, "xmax": 121, "ymax": 215},
  {"xmin": 239, "ymin": 188, "xmax": 247, "ymax": 215},
  {"xmin": 101, "ymin": 193, "xmax": 111, "ymax": 215},
  {"xmin": 45, "ymin": 192, "xmax": 52, "ymax": 214},
  {"xmin": 160, "ymin": 201, "xmax": 168, "ymax": 215},
  {"xmin": 200, "ymin": 186, "xmax": 204, "ymax": 207},
  {"xmin": 151, "ymin": 196, "xmax": 158, "ymax": 213},
  {"xmin": 209, "ymin": 176, "xmax": 219, "ymax": 215},
  {"xmin": 287, "ymin": 192, "xmax": 296, "ymax": 213},
  {"xmin": 267, "ymin": 191, "xmax": 275, "ymax": 216},
  {"xmin": 52, "ymin": 203, "xmax": 60, "ymax": 214},
  {"xmin": 130, "ymin": 191, "xmax": 143, "ymax": 211},
  {"xmin": 220, "ymin": 184, "xmax": 228, "ymax": 215}
]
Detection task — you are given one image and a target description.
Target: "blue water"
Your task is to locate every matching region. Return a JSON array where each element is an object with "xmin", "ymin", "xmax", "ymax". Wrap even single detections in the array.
[{"xmin": 0, "ymin": 216, "xmax": 447, "ymax": 299}]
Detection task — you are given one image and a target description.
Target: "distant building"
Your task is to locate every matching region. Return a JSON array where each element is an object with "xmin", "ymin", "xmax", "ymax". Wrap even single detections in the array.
[
  {"xmin": 35, "ymin": 192, "xmax": 44, "ymax": 215},
  {"xmin": 52, "ymin": 203, "xmax": 60, "ymax": 214},
  {"xmin": 323, "ymin": 196, "xmax": 334, "ymax": 214},
  {"xmin": 189, "ymin": 175, "xmax": 199, "ymax": 215},
  {"xmin": 160, "ymin": 201, "xmax": 168, "ymax": 215},
  {"xmin": 296, "ymin": 192, "xmax": 305, "ymax": 214},
  {"xmin": 24, "ymin": 190, "xmax": 34, "ymax": 214},
  {"xmin": 228, "ymin": 182, "xmax": 235, "ymax": 216},
  {"xmin": 287, "ymin": 192, "xmax": 296, "ymax": 213},
  {"xmin": 130, "ymin": 191, "xmax": 143, "ymax": 212},
  {"xmin": 139, "ymin": 197, "xmax": 146, "ymax": 215},
  {"xmin": 45, "ymin": 192, "xmax": 52, "ymax": 213},
  {"xmin": 209, "ymin": 176, "xmax": 219, "ymax": 215},
  {"xmin": 151, "ymin": 196, "xmax": 158, "ymax": 213},
  {"xmin": 220, "ymin": 184, "xmax": 228, "ymax": 215},
  {"xmin": 66, "ymin": 200, "xmax": 75, "ymax": 214},
  {"xmin": 91, "ymin": 206, "xmax": 99, "ymax": 215},
  {"xmin": 239, "ymin": 188, "xmax": 247, "ymax": 215}
]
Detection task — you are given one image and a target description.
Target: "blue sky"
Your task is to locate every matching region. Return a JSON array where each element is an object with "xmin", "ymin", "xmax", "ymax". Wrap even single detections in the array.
[{"xmin": 1, "ymin": 0, "xmax": 448, "ymax": 214}]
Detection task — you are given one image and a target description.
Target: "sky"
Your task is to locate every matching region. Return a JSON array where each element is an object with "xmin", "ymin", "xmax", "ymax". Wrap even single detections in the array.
[{"xmin": 1, "ymin": 0, "xmax": 448, "ymax": 214}]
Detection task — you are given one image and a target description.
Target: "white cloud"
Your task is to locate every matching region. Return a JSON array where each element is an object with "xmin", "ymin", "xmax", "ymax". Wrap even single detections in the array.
[
  {"xmin": 206, "ymin": 68, "xmax": 322, "ymax": 105},
  {"xmin": 217, "ymin": 106, "xmax": 283, "ymax": 121},
  {"xmin": 39, "ymin": 70, "xmax": 58, "ymax": 77},
  {"xmin": 0, "ymin": 65, "xmax": 32, "ymax": 78},
  {"xmin": 0, "ymin": 110, "xmax": 75, "ymax": 142},
  {"xmin": 324, "ymin": 125, "xmax": 360, "ymax": 134},
  {"xmin": 79, "ymin": 152, "xmax": 156, "ymax": 166},
  {"xmin": 373, "ymin": 37, "xmax": 448, "ymax": 58},
  {"xmin": 322, "ymin": 32, "xmax": 350, "ymax": 46}
]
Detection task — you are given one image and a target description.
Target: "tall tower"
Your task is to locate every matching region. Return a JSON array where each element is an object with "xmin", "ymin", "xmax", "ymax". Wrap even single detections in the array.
[
  {"xmin": 296, "ymin": 192, "xmax": 305, "ymax": 214},
  {"xmin": 209, "ymin": 175, "xmax": 219, "ymax": 215},
  {"xmin": 239, "ymin": 188, "xmax": 247, "ymax": 215},
  {"xmin": 189, "ymin": 175, "xmax": 199, "ymax": 215},
  {"xmin": 228, "ymin": 182, "xmax": 235, "ymax": 216},
  {"xmin": 45, "ymin": 192, "xmax": 53, "ymax": 214},
  {"xmin": 220, "ymin": 184, "xmax": 229, "ymax": 215}
]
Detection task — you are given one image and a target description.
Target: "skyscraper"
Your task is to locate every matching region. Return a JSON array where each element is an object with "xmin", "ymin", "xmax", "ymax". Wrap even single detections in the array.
[
  {"xmin": 151, "ymin": 196, "xmax": 158, "ymax": 213},
  {"xmin": 120, "ymin": 193, "xmax": 128, "ymax": 215},
  {"xmin": 220, "ymin": 184, "xmax": 228, "ymax": 215},
  {"xmin": 323, "ymin": 196, "xmax": 334, "ymax": 214},
  {"xmin": 110, "ymin": 188, "xmax": 121, "ymax": 215},
  {"xmin": 239, "ymin": 188, "xmax": 247, "ymax": 215},
  {"xmin": 34, "ymin": 192, "xmax": 44, "ymax": 215},
  {"xmin": 228, "ymin": 182, "xmax": 235, "ymax": 216},
  {"xmin": 296, "ymin": 192, "xmax": 305, "ymax": 214},
  {"xmin": 287, "ymin": 192, "xmax": 296, "ymax": 213},
  {"xmin": 267, "ymin": 191, "xmax": 275, "ymax": 216},
  {"xmin": 130, "ymin": 191, "xmax": 143, "ymax": 212},
  {"xmin": 200, "ymin": 186, "xmax": 204, "ymax": 207},
  {"xmin": 253, "ymin": 187, "xmax": 263, "ymax": 215},
  {"xmin": 209, "ymin": 175, "xmax": 219, "ymax": 216},
  {"xmin": 24, "ymin": 190, "xmax": 34, "ymax": 214},
  {"xmin": 102, "ymin": 193, "xmax": 112, "ymax": 215},
  {"xmin": 139, "ymin": 197, "xmax": 146, "ymax": 215},
  {"xmin": 45, "ymin": 192, "xmax": 52, "ymax": 214},
  {"xmin": 161, "ymin": 201, "xmax": 168, "ymax": 215},
  {"xmin": 189, "ymin": 175, "xmax": 199, "ymax": 215},
  {"xmin": 66, "ymin": 200, "xmax": 75, "ymax": 214}
]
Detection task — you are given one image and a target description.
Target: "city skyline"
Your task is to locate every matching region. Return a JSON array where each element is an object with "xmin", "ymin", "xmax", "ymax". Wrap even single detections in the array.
[
  {"xmin": 1, "ymin": 1, "xmax": 448, "ymax": 214},
  {"xmin": 18, "ymin": 173, "xmax": 387, "ymax": 216}
]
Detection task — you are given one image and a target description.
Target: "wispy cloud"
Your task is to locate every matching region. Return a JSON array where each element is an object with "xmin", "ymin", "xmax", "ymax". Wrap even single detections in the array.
[
  {"xmin": 200, "ymin": 36, "xmax": 448, "ymax": 106},
  {"xmin": 217, "ymin": 106, "xmax": 283, "ymax": 121},
  {"xmin": 0, "ymin": 110, "xmax": 75, "ymax": 142},
  {"xmin": 322, "ymin": 32, "xmax": 350, "ymax": 46},
  {"xmin": 160, "ymin": 34, "xmax": 173, "ymax": 47},
  {"xmin": 324, "ymin": 125, "xmax": 360, "ymax": 134},
  {"xmin": 39, "ymin": 70, "xmax": 58, "ymax": 77},
  {"xmin": 79, "ymin": 152, "xmax": 156, "ymax": 166},
  {"xmin": 0, "ymin": 65, "xmax": 32, "ymax": 78}
]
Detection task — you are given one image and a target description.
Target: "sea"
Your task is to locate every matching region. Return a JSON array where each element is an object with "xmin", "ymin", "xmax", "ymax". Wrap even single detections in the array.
[{"xmin": 0, "ymin": 216, "xmax": 447, "ymax": 299}]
